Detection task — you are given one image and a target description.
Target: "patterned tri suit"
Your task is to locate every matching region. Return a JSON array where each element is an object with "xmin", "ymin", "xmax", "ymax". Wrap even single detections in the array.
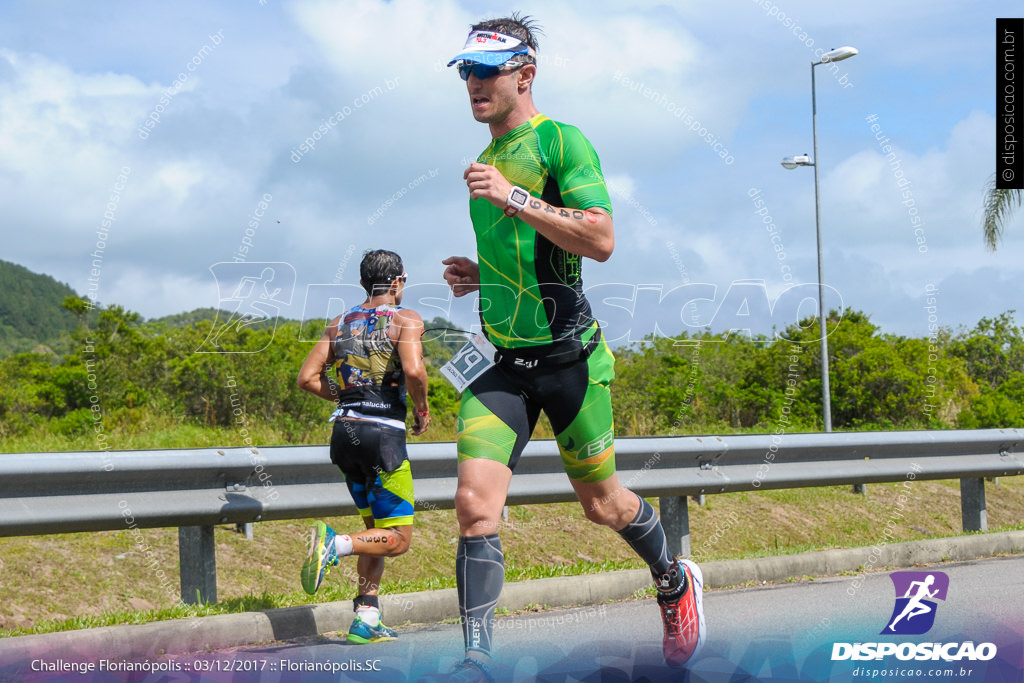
[
  {"xmin": 330, "ymin": 303, "xmax": 414, "ymax": 528},
  {"xmin": 456, "ymin": 113, "xmax": 617, "ymax": 483}
]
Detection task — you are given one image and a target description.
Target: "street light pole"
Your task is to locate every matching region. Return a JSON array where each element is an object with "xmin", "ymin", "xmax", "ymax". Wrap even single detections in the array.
[
  {"xmin": 810, "ymin": 59, "xmax": 832, "ymax": 433},
  {"xmin": 781, "ymin": 45, "xmax": 857, "ymax": 434}
]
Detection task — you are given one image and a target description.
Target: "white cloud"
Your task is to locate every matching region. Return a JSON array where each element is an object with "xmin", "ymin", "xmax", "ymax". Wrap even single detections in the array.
[{"xmin": 156, "ymin": 162, "xmax": 205, "ymax": 207}]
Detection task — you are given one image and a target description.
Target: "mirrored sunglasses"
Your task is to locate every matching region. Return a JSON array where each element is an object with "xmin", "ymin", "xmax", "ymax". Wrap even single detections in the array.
[{"xmin": 458, "ymin": 61, "xmax": 525, "ymax": 81}]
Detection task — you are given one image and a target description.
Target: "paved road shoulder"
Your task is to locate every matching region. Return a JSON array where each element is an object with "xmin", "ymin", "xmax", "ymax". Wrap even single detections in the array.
[{"xmin": 1, "ymin": 530, "xmax": 1021, "ymax": 663}]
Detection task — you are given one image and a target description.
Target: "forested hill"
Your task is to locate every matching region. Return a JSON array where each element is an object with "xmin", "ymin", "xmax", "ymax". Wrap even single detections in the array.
[
  {"xmin": 0, "ymin": 260, "xmax": 79, "ymax": 356},
  {"xmin": 0, "ymin": 260, "xmax": 464, "ymax": 357},
  {"xmin": 148, "ymin": 308, "xmax": 224, "ymax": 328},
  {"xmin": 0, "ymin": 261, "xmax": 244, "ymax": 357}
]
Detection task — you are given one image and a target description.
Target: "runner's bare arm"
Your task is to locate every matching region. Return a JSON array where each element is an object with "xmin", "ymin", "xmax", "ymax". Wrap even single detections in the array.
[
  {"xmin": 297, "ymin": 316, "xmax": 343, "ymax": 403},
  {"xmin": 394, "ymin": 308, "xmax": 430, "ymax": 435},
  {"xmin": 463, "ymin": 162, "xmax": 614, "ymax": 261}
]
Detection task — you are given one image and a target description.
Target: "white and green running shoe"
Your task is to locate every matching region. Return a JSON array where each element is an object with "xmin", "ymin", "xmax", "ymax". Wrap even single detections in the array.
[{"xmin": 300, "ymin": 521, "xmax": 338, "ymax": 595}]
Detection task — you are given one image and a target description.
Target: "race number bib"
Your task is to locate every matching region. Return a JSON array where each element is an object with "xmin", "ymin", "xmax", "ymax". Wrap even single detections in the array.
[{"xmin": 440, "ymin": 334, "xmax": 496, "ymax": 393}]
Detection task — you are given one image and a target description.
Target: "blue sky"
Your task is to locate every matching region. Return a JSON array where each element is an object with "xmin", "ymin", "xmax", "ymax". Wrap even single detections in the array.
[{"xmin": 1, "ymin": 0, "xmax": 1021, "ymax": 342}]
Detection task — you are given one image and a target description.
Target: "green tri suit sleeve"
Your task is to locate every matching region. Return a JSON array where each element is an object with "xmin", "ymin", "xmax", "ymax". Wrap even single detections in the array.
[{"xmin": 542, "ymin": 121, "xmax": 613, "ymax": 215}]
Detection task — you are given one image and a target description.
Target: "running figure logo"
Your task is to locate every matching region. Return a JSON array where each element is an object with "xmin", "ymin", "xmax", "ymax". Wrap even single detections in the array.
[
  {"xmin": 881, "ymin": 571, "xmax": 949, "ymax": 635},
  {"xmin": 197, "ymin": 262, "xmax": 296, "ymax": 353}
]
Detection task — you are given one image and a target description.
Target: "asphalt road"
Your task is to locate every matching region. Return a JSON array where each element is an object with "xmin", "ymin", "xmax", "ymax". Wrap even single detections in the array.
[{"xmin": 172, "ymin": 555, "xmax": 1024, "ymax": 682}]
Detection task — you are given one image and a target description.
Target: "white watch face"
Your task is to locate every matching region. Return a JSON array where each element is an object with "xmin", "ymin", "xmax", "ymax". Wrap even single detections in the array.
[{"xmin": 510, "ymin": 187, "xmax": 529, "ymax": 207}]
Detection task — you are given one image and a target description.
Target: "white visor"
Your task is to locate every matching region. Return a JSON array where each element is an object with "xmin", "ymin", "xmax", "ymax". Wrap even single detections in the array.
[{"xmin": 447, "ymin": 30, "xmax": 529, "ymax": 67}]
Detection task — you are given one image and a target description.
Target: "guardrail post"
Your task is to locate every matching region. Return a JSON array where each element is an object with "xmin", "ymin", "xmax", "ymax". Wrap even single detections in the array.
[
  {"xmin": 659, "ymin": 496, "xmax": 690, "ymax": 558},
  {"xmin": 959, "ymin": 478, "xmax": 987, "ymax": 532},
  {"xmin": 179, "ymin": 526, "xmax": 217, "ymax": 604}
]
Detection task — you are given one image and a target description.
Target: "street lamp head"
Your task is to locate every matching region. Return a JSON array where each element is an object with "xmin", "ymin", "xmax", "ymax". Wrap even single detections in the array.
[
  {"xmin": 820, "ymin": 46, "xmax": 858, "ymax": 63},
  {"xmin": 781, "ymin": 154, "xmax": 813, "ymax": 169}
]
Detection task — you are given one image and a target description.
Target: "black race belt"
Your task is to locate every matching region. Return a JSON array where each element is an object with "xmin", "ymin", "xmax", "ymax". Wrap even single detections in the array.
[{"xmin": 493, "ymin": 327, "xmax": 602, "ymax": 370}]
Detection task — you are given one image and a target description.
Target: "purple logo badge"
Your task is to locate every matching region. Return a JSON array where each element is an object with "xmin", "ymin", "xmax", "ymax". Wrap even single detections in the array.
[{"xmin": 881, "ymin": 571, "xmax": 949, "ymax": 635}]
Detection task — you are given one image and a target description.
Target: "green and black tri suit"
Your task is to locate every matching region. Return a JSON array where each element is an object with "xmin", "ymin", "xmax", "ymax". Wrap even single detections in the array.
[
  {"xmin": 457, "ymin": 113, "xmax": 618, "ymax": 483},
  {"xmin": 471, "ymin": 113, "xmax": 612, "ymax": 348}
]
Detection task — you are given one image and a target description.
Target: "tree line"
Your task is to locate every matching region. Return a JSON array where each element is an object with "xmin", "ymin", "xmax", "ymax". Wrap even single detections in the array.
[{"xmin": 0, "ymin": 299, "xmax": 1020, "ymax": 449}]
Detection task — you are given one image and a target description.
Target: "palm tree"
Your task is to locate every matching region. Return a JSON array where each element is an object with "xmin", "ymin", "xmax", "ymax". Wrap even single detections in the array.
[{"xmin": 982, "ymin": 173, "xmax": 1023, "ymax": 251}]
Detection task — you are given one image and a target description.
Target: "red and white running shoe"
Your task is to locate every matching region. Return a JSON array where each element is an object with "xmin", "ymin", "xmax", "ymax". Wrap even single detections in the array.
[{"xmin": 658, "ymin": 558, "xmax": 706, "ymax": 667}]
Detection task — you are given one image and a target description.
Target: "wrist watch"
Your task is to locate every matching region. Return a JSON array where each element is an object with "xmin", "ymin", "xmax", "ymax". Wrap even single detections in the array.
[{"xmin": 504, "ymin": 186, "xmax": 529, "ymax": 217}]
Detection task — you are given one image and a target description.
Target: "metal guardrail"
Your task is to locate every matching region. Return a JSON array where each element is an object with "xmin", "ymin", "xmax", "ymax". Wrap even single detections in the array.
[{"xmin": 2, "ymin": 429, "xmax": 1021, "ymax": 604}]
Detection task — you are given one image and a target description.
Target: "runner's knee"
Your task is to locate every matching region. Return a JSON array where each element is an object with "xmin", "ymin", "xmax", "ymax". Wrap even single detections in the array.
[
  {"xmin": 455, "ymin": 486, "xmax": 502, "ymax": 535},
  {"xmin": 579, "ymin": 488, "xmax": 638, "ymax": 529},
  {"xmin": 385, "ymin": 526, "xmax": 412, "ymax": 555},
  {"xmin": 581, "ymin": 500, "xmax": 619, "ymax": 527}
]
